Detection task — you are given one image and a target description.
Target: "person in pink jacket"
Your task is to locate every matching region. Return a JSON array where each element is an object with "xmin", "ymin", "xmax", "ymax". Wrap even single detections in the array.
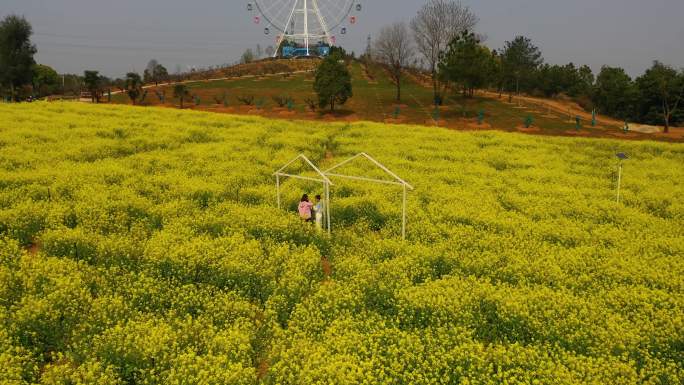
[{"xmin": 298, "ymin": 194, "xmax": 314, "ymax": 222}]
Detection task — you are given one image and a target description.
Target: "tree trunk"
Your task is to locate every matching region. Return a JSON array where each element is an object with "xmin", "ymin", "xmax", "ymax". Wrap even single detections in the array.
[
  {"xmin": 10, "ymin": 83, "xmax": 15, "ymax": 102},
  {"xmin": 180, "ymin": 97, "xmax": 184, "ymax": 109},
  {"xmin": 516, "ymin": 77, "xmax": 520, "ymax": 96},
  {"xmin": 396, "ymin": 74, "xmax": 401, "ymax": 102},
  {"xmin": 432, "ymin": 67, "xmax": 438, "ymax": 104},
  {"xmin": 661, "ymin": 99, "xmax": 671, "ymax": 133}
]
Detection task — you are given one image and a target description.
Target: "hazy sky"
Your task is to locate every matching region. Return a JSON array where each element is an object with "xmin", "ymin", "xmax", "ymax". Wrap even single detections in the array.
[{"xmin": 2, "ymin": 0, "xmax": 683, "ymax": 78}]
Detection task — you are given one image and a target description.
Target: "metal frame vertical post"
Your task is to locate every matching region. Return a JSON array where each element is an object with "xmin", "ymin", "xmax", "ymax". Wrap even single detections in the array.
[
  {"xmin": 325, "ymin": 181, "xmax": 331, "ymax": 234},
  {"xmin": 276, "ymin": 174, "xmax": 281, "ymax": 209},
  {"xmin": 402, "ymin": 184, "xmax": 407, "ymax": 240},
  {"xmin": 616, "ymin": 162, "xmax": 623, "ymax": 204}
]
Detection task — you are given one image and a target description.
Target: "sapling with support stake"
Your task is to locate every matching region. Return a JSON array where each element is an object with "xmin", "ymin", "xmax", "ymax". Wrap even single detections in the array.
[{"xmin": 525, "ymin": 115, "xmax": 534, "ymax": 128}]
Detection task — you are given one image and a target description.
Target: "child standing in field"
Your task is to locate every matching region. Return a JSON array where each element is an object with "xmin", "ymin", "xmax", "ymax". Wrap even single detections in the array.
[
  {"xmin": 314, "ymin": 195, "xmax": 324, "ymax": 230},
  {"xmin": 298, "ymin": 194, "xmax": 314, "ymax": 223}
]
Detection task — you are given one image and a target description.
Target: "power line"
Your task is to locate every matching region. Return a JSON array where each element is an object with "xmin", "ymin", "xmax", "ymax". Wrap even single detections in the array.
[
  {"xmin": 35, "ymin": 40, "xmax": 246, "ymax": 52},
  {"xmin": 34, "ymin": 31, "xmax": 250, "ymax": 47}
]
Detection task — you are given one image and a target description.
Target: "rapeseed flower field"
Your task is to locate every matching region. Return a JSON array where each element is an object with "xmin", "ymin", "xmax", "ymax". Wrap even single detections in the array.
[{"xmin": 0, "ymin": 102, "xmax": 682, "ymax": 384}]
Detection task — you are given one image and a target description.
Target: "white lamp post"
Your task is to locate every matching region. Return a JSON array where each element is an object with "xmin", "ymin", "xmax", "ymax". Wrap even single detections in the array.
[{"xmin": 616, "ymin": 153, "xmax": 628, "ymax": 204}]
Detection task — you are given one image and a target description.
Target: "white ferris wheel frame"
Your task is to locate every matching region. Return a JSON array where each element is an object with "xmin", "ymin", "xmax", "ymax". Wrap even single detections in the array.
[{"xmin": 255, "ymin": 0, "xmax": 355, "ymax": 57}]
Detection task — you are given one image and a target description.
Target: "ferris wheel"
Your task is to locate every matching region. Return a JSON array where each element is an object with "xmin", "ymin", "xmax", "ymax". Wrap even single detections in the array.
[{"xmin": 247, "ymin": 1, "xmax": 362, "ymax": 57}]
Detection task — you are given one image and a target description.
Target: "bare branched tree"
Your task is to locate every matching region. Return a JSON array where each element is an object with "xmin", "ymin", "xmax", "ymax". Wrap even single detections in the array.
[
  {"xmin": 411, "ymin": 0, "xmax": 478, "ymax": 104},
  {"xmin": 374, "ymin": 22, "xmax": 414, "ymax": 102}
]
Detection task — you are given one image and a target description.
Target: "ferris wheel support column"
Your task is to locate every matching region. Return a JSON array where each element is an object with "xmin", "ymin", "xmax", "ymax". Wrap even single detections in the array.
[
  {"xmin": 311, "ymin": 0, "xmax": 333, "ymax": 46},
  {"xmin": 303, "ymin": 0, "xmax": 309, "ymax": 55},
  {"xmin": 275, "ymin": 0, "xmax": 299, "ymax": 58}
]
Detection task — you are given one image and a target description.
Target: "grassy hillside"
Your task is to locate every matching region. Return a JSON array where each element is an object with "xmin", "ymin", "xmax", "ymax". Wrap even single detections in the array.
[
  {"xmin": 0, "ymin": 102, "xmax": 683, "ymax": 384},
  {"xmin": 109, "ymin": 60, "xmax": 683, "ymax": 142}
]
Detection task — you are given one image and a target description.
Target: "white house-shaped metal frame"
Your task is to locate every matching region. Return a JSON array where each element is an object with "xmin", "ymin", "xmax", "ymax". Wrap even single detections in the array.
[
  {"xmin": 274, "ymin": 153, "xmax": 413, "ymax": 239},
  {"xmin": 323, "ymin": 153, "xmax": 414, "ymax": 239},
  {"xmin": 274, "ymin": 154, "xmax": 333, "ymax": 233}
]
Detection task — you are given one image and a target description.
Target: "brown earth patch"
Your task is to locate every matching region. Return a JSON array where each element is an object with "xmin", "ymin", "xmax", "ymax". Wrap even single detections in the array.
[
  {"xmin": 26, "ymin": 241, "xmax": 41, "ymax": 255},
  {"xmin": 384, "ymin": 118, "xmax": 407, "ymax": 124},
  {"xmin": 564, "ymin": 130, "xmax": 592, "ymax": 137},
  {"xmin": 321, "ymin": 256, "xmax": 332, "ymax": 278},
  {"xmin": 517, "ymin": 125, "xmax": 541, "ymax": 133},
  {"xmin": 463, "ymin": 121, "xmax": 492, "ymax": 130},
  {"xmin": 257, "ymin": 359, "xmax": 269, "ymax": 380},
  {"xmin": 427, "ymin": 119, "xmax": 448, "ymax": 127}
]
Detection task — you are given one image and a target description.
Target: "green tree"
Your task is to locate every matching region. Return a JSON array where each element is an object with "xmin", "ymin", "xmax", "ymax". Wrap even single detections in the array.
[
  {"xmin": 144, "ymin": 59, "xmax": 169, "ymax": 86},
  {"xmin": 572, "ymin": 65, "xmax": 595, "ymax": 97},
  {"xmin": 635, "ymin": 61, "xmax": 684, "ymax": 133},
  {"xmin": 83, "ymin": 70, "xmax": 102, "ymax": 103},
  {"xmin": 124, "ymin": 72, "xmax": 143, "ymax": 105},
  {"xmin": 173, "ymin": 84, "xmax": 190, "ymax": 109},
  {"xmin": 535, "ymin": 64, "xmax": 564, "ymax": 97},
  {"xmin": 439, "ymin": 31, "xmax": 496, "ymax": 97},
  {"xmin": 491, "ymin": 49, "xmax": 505, "ymax": 97},
  {"xmin": 0, "ymin": 15, "xmax": 37, "ymax": 101},
  {"xmin": 32, "ymin": 64, "xmax": 60, "ymax": 97},
  {"xmin": 501, "ymin": 36, "xmax": 543, "ymax": 96},
  {"xmin": 313, "ymin": 54, "xmax": 352, "ymax": 111},
  {"xmin": 535, "ymin": 63, "xmax": 594, "ymax": 98},
  {"xmin": 329, "ymin": 46, "xmax": 348, "ymax": 60},
  {"xmin": 592, "ymin": 66, "xmax": 638, "ymax": 121},
  {"xmin": 154, "ymin": 64, "xmax": 168, "ymax": 86}
]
